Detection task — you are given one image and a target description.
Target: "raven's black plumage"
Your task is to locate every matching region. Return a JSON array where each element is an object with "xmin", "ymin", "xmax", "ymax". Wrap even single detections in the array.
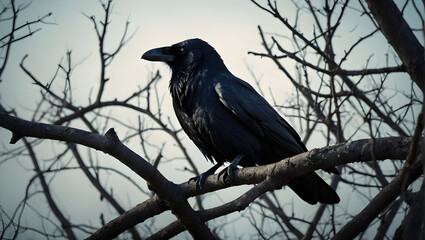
[{"xmin": 142, "ymin": 38, "xmax": 339, "ymax": 204}]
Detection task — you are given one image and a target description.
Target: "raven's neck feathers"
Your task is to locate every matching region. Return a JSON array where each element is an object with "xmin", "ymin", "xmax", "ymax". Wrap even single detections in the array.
[
  {"xmin": 169, "ymin": 43, "xmax": 229, "ymax": 112},
  {"xmin": 169, "ymin": 70, "xmax": 191, "ymax": 111}
]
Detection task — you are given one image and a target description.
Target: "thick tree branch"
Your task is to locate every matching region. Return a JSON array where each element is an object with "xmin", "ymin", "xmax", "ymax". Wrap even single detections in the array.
[
  {"xmin": 90, "ymin": 135, "xmax": 414, "ymax": 239},
  {"xmin": 0, "ymin": 112, "xmax": 215, "ymax": 239},
  {"xmin": 365, "ymin": 0, "xmax": 425, "ymax": 92},
  {"xmin": 141, "ymin": 135, "xmax": 416, "ymax": 239}
]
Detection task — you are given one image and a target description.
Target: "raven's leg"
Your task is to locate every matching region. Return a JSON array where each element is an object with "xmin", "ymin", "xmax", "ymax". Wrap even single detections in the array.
[
  {"xmin": 189, "ymin": 163, "xmax": 221, "ymax": 189},
  {"xmin": 218, "ymin": 154, "xmax": 244, "ymax": 184}
]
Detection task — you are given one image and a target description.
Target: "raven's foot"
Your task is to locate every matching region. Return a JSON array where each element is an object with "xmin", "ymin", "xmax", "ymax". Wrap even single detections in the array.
[
  {"xmin": 218, "ymin": 154, "xmax": 244, "ymax": 184},
  {"xmin": 189, "ymin": 163, "xmax": 221, "ymax": 189}
]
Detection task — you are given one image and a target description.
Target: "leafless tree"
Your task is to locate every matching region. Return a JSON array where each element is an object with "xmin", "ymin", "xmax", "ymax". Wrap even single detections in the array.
[{"xmin": 0, "ymin": 0, "xmax": 423, "ymax": 239}]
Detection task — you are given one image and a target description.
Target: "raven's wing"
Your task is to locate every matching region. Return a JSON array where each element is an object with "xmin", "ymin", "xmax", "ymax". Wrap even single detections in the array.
[{"xmin": 214, "ymin": 73, "xmax": 307, "ymax": 156}]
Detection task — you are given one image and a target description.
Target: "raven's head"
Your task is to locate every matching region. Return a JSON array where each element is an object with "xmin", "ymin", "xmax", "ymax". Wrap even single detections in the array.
[{"xmin": 141, "ymin": 38, "xmax": 226, "ymax": 73}]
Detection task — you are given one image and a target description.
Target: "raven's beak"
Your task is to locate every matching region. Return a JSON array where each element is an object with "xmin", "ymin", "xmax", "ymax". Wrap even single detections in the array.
[{"xmin": 141, "ymin": 47, "xmax": 175, "ymax": 62}]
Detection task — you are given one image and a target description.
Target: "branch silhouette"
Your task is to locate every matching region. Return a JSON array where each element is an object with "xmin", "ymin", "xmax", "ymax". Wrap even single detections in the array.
[{"xmin": 0, "ymin": 111, "xmax": 417, "ymax": 239}]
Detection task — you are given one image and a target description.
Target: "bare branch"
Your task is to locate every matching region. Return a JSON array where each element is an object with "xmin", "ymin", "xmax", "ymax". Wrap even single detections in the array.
[{"xmin": 22, "ymin": 138, "xmax": 77, "ymax": 240}]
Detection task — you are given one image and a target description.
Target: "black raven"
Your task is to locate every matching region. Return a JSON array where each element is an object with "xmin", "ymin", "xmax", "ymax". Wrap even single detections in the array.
[{"xmin": 142, "ymin": 39, "xmax": 339, "ymax": 204}]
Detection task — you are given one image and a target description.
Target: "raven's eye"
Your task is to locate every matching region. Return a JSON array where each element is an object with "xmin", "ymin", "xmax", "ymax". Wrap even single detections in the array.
[{"xmin": 179, "ymin": 47, "xmax": 186, "ymax": 55}]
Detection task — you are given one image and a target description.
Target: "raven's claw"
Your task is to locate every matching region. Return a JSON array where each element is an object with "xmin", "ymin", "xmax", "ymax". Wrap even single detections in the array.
[
  {"xmin": 218, "ymin": 155, "xmax": 244, "ymax": 184},
  {"xmin": 188, "ymin": 163, "xmax": 221, "ymax": 189}
]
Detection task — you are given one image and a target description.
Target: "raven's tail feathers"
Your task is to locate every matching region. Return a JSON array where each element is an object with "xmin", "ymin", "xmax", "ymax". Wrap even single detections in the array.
[{"xmin": 287, "ymin": 172, "xmax": 340, "ymax": 205}]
